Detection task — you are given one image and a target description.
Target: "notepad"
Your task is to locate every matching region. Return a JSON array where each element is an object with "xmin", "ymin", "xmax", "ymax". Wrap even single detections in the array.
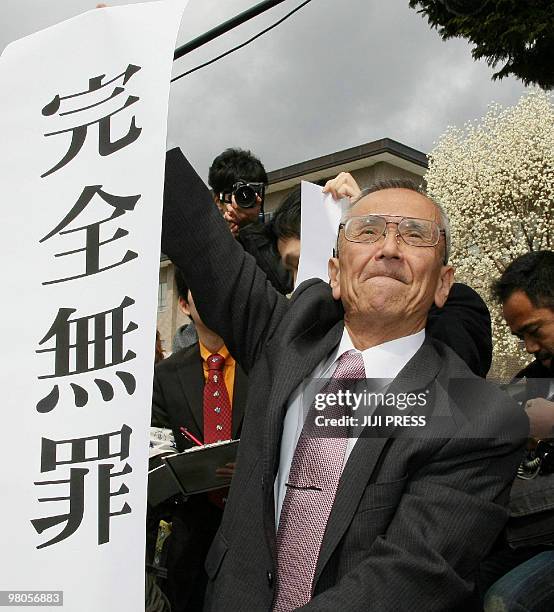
[
  {"xmin": 163, "ymin": 439, "xmax": 240, "ymax": 495},
  {"xmin": 147, "ymin": 461, "xmax": 181, "ymax": 507}
]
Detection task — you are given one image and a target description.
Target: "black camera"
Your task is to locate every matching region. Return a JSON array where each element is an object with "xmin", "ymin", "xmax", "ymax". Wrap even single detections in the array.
[
  {"xmin": 537, "ymin": 439, "xmax": 554, "ymax": 473},
  {"xmin": 230, "ymin": 181, "xmax": 265, "ymax": 209},
  {"xmin": 518, "ymin": 439, "xmax": 554, "ymax": 479}
]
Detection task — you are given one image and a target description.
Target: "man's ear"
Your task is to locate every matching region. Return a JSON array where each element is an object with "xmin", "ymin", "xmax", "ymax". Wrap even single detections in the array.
[
  {"xmin": 213, "ymin": 192, "xmax": 225, "ymax": 213},
  {"xmin": 178, "ymin": 296, "xmax": 191, "ymax": 317},
  {"xmin": 434, "ymin": 265, "xmax": 454, "ymax": 308},
  {"xmin": 328, "ymin": 257, "xmax": 341, "ymax": 300}
]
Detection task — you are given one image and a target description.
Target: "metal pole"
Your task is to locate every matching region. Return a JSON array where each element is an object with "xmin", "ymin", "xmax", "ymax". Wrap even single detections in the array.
[{"xmin": 173, "ymin": 0, "xmax": 289, "ymax": 61}]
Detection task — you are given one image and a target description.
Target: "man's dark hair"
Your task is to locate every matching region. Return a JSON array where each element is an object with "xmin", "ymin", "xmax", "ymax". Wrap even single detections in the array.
[
  {"xmin": 272, "ymin": 186, "xmax": 301, "ymax": 241},
  {"xmin": 208, "ymin": 148, "xmax": 267, "ymax": 194},
  {"xmin": 492, "ymin": 250, "xmax": 554, "ymax": 309},
  {"xmin": 174, "ymin": 266, "xmax": 189, "ymax": 303},
  {"xmin": 271, "ymin": 179, "xmax": 329, "ymax": 242}
]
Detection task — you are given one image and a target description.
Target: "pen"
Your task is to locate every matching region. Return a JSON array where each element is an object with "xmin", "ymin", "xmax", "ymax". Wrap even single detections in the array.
[{"xmin": 179, "ymin": 426, "xmax": 204, "ymax": 447}]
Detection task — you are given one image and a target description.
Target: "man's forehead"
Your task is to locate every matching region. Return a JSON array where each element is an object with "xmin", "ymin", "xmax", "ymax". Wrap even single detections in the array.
[
  {"xmin": 351, "ymin": 188, "xmax": 438, "ymax": 220},
  {"xmin": 503, "ymin": 291, "xmax": 553, "ymax": 328}
]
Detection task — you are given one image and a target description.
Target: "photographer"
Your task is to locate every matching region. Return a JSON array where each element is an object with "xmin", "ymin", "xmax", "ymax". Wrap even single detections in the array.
[
  {"xmin": 480, "ymin": 251, "xmax": 554, "ymax": 612},
  {"xmin": 172, "ymin": 148, "xmax": 292, "ymax": 352},
  {"xmin": 208, "ymin": 148, "xmax": 292, "ymax": 295}
]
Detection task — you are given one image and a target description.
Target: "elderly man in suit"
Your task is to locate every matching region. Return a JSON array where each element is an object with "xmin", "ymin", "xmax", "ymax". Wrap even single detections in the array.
[{"xmin": 161, "ymin": 148, "xmax": 527, "ymax": 611}]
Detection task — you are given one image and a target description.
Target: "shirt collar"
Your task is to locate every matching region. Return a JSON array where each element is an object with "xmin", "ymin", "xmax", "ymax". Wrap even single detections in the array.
[
  {"xmin": 328, "ymin": 327, "xmax": 425, "ymax": 380},
  {"xmin": 198, "ymin": 341, "xmax": 233, "ymax": 365}
]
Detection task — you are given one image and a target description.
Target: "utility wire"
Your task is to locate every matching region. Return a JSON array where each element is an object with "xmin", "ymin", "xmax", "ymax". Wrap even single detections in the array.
[
  {"xmin": 171, "ymin": 0, "xmax": 314, "ymax": 83},
  {"xmin": 173, "ymin": 0, "xmax": 289, "ymax": 60}
]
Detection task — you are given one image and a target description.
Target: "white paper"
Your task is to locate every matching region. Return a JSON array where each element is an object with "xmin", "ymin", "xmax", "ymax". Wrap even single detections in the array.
[
  {"xmin": 0, "ymin": 2, "xmax": 187, "ymax": 610},
  {"xmin": 296, "ymin": 181, "xmax": 349, "ymax": 287}
]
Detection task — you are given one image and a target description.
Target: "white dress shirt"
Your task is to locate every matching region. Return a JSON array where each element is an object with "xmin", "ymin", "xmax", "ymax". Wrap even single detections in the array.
[{"xmin": 274, "ymin": 327, "xmax": 425, "ymax": 527}]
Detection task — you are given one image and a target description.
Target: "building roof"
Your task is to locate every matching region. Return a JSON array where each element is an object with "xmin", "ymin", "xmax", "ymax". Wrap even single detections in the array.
[{"xmin": 266, "ymin": 137, "xmax": 428, "ymax": 193}]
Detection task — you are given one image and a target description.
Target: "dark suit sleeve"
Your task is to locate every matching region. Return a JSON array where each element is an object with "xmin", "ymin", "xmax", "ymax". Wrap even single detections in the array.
[
  {"xmin": 162, "ymin": 148, "xmax": 289, "ymax": 373},
  {"xmin": 238, "ymin": 223, "xmax": 293, "ymax": 295},
  {"xmin": 301, "ymin": 399, "xmax": 528, "ymax": 612},
  {"xmin": 427, "ymin": 283, "xmax": 492, "ymax": 378}
]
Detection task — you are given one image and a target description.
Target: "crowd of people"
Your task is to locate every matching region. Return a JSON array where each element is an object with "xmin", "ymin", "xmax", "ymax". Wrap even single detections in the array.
[{"xmin": 146, "ymin": 146, "xmax": 554, "ymax": 612}]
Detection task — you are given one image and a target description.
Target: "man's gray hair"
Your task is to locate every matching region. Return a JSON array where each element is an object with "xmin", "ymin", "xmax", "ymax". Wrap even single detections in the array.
[{"xmin": 338, "ymin": 178, "xmax": 451, "ymax": 264}]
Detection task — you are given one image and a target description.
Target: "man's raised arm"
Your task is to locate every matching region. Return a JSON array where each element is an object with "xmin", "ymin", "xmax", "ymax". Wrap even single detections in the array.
[{"xmin": 161, "ymin": 148, "xmax": 288, "ymax": 372}]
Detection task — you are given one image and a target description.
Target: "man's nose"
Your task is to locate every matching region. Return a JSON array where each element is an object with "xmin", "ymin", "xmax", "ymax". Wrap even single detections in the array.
[
  {"xmin": 376, "ymin": 225, "xmax": 402, "ymax": 259},
  {"xmin": 524, "ymin": 335, "xmax": 540, "ymax": 355}
]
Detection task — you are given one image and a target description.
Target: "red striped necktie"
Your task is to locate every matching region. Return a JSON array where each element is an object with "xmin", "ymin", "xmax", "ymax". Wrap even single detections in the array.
[{"xmin": 203, "ymin": 352, "xmax": 232, "ymax": 444}]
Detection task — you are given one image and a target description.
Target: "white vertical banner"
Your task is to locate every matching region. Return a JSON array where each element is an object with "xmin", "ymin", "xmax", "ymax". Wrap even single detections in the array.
[{"xmin": 0, "ymin": 2, "xmax": 186, "ymax": 610}]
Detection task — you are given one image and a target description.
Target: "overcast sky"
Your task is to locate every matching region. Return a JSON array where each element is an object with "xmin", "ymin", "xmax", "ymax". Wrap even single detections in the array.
[{"xmin": 1, "ymin": 0, "xmax": 530, "ymax": 180}]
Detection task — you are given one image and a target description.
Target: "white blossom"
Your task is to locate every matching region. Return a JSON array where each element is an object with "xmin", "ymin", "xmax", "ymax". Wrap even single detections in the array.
[{"xmin": 426, "ymin": 91, "xmax": 554, "ymax": 378}]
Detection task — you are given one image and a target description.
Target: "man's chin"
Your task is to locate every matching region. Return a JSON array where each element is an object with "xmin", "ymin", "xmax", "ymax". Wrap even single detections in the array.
[{"xmin": 357, "ymin": 286, "xmax": 405, "ymax": 313}]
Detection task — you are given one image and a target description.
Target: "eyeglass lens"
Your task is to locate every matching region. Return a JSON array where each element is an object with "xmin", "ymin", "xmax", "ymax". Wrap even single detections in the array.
[{"xmin": 345, "ymin": 216, "xmax": 439, "ymax": 246}]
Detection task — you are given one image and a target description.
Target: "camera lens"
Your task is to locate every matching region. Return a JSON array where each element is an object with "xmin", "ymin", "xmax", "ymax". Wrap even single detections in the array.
[{"xmin": 234, "ymin": 184, "xmax": 257, "ymax": 208}]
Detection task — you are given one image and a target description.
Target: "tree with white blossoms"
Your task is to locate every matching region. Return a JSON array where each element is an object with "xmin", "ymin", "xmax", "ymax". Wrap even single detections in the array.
[{"xmin": 426, "ymin": 90, "xmax": 554, "ymax": 378}]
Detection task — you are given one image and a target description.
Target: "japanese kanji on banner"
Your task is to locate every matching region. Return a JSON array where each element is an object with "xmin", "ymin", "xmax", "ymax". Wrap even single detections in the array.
[{"xmin": 0, "ymin": 2, "xmax": 186, "ymax": 609}]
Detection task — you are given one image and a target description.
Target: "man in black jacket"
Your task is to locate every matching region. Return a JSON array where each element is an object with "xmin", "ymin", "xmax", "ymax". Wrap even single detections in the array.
[
  {"xmin": 208, "ymin": 147, "xmax": 292, "ymax": 294},
  {"xmin": 480, "ymin": 250, "xmax": 554, "ymax": 612},
  {"xmin": 172, "ymin": 148, "xmax": 292, "ymax": 352}
]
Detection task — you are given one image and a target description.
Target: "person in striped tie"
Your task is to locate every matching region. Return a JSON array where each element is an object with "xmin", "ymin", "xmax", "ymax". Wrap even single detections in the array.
[{"xmin": 162, "ymin": 148, "xmax": 527, "ymax": 611}]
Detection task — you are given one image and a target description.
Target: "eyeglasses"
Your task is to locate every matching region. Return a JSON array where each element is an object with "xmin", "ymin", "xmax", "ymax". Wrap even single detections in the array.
[{"xmin": 339, "ymin": 214, "xmax": 445, "ymax": 250}]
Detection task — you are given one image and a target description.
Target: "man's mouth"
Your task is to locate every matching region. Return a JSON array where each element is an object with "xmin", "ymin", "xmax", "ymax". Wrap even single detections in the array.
[{"xmin": 362, "ymin": 268, "xmax": 408, "ymax": 284}]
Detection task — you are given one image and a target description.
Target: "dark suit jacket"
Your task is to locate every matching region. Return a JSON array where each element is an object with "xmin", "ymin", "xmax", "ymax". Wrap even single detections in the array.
[
  {"xmin": 239, "ymin": 222, "xmax": 293, "ymax": 295},
  {"xmin": 505, "ymin": 358, "xmax": 554, "ymax": 547},
  {"xmin": 162, "ymin": 148, "xmax": 528, "ymax": 612}
]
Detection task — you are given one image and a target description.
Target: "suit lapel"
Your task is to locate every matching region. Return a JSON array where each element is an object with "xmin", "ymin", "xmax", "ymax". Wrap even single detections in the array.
[
  {"xmin": 372, "ymin": 340, "xmax": 444, "ymax": 437},
  {"xmin": 176, "ymin": 345, "xmax": 205, "ymax": 437},
  {"xmin": 263, "ymin": 319, "xmax": 345, "ymax": 481},
  {"xmin": 314, "ymin": 339, "xmax": 442, "ymax": 584},
  {"xmin": 261, "ymin": 283, "xmax": 346, "ymax": 482}
]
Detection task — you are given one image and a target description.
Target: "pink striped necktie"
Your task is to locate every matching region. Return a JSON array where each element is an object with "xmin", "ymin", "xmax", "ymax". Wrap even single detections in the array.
[{"xmin": 273, "ymin": 350, "xmax": 365, "ymax": 611}]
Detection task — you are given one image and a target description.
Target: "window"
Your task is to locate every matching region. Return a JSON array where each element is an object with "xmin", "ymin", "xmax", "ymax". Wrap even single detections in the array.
[{"xmin": 158, "ymin": 280, "xmax": 167, "ymax": 311}]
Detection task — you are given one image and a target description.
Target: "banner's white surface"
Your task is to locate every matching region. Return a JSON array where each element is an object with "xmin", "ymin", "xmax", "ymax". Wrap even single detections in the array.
[
  {"xmin": 0, "ymin": 2, "xmax": 186, "ymax": 609},
  {"xmin": 296, "ymin": 182, "xmax": 348, "ymax": 288}
]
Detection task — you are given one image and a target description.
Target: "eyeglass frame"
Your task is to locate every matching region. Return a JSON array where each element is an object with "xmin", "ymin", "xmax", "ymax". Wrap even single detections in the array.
[{"xmin": 336, "ymin": 214, "xmax": 448, "ymax": 264}]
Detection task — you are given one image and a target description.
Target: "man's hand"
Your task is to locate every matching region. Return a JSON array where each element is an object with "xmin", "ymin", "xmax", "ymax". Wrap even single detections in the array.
[
  {"xmin": 215, "ymin": 462, "xmax": 236, "ymax": 478},
  {"xmin": 323, "ymin": 172, "xmax": 362, "ymax": 201},
  {"xmin": 225, "ymin": 219, "xmax": 240, "ymax": 237},
  {"xmin": 224, "ymin": 195, "xmax": 262, "ymax": 230},
  {"xmin": 525, "ymin": 397, "xmax": 554, "ymax": 439}
]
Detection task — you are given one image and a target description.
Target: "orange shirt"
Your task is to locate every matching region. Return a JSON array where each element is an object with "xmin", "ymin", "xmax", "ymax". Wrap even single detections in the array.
[{"xmin": 198, "ymin": 342, "xmax": 236, "ymax": 406}]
